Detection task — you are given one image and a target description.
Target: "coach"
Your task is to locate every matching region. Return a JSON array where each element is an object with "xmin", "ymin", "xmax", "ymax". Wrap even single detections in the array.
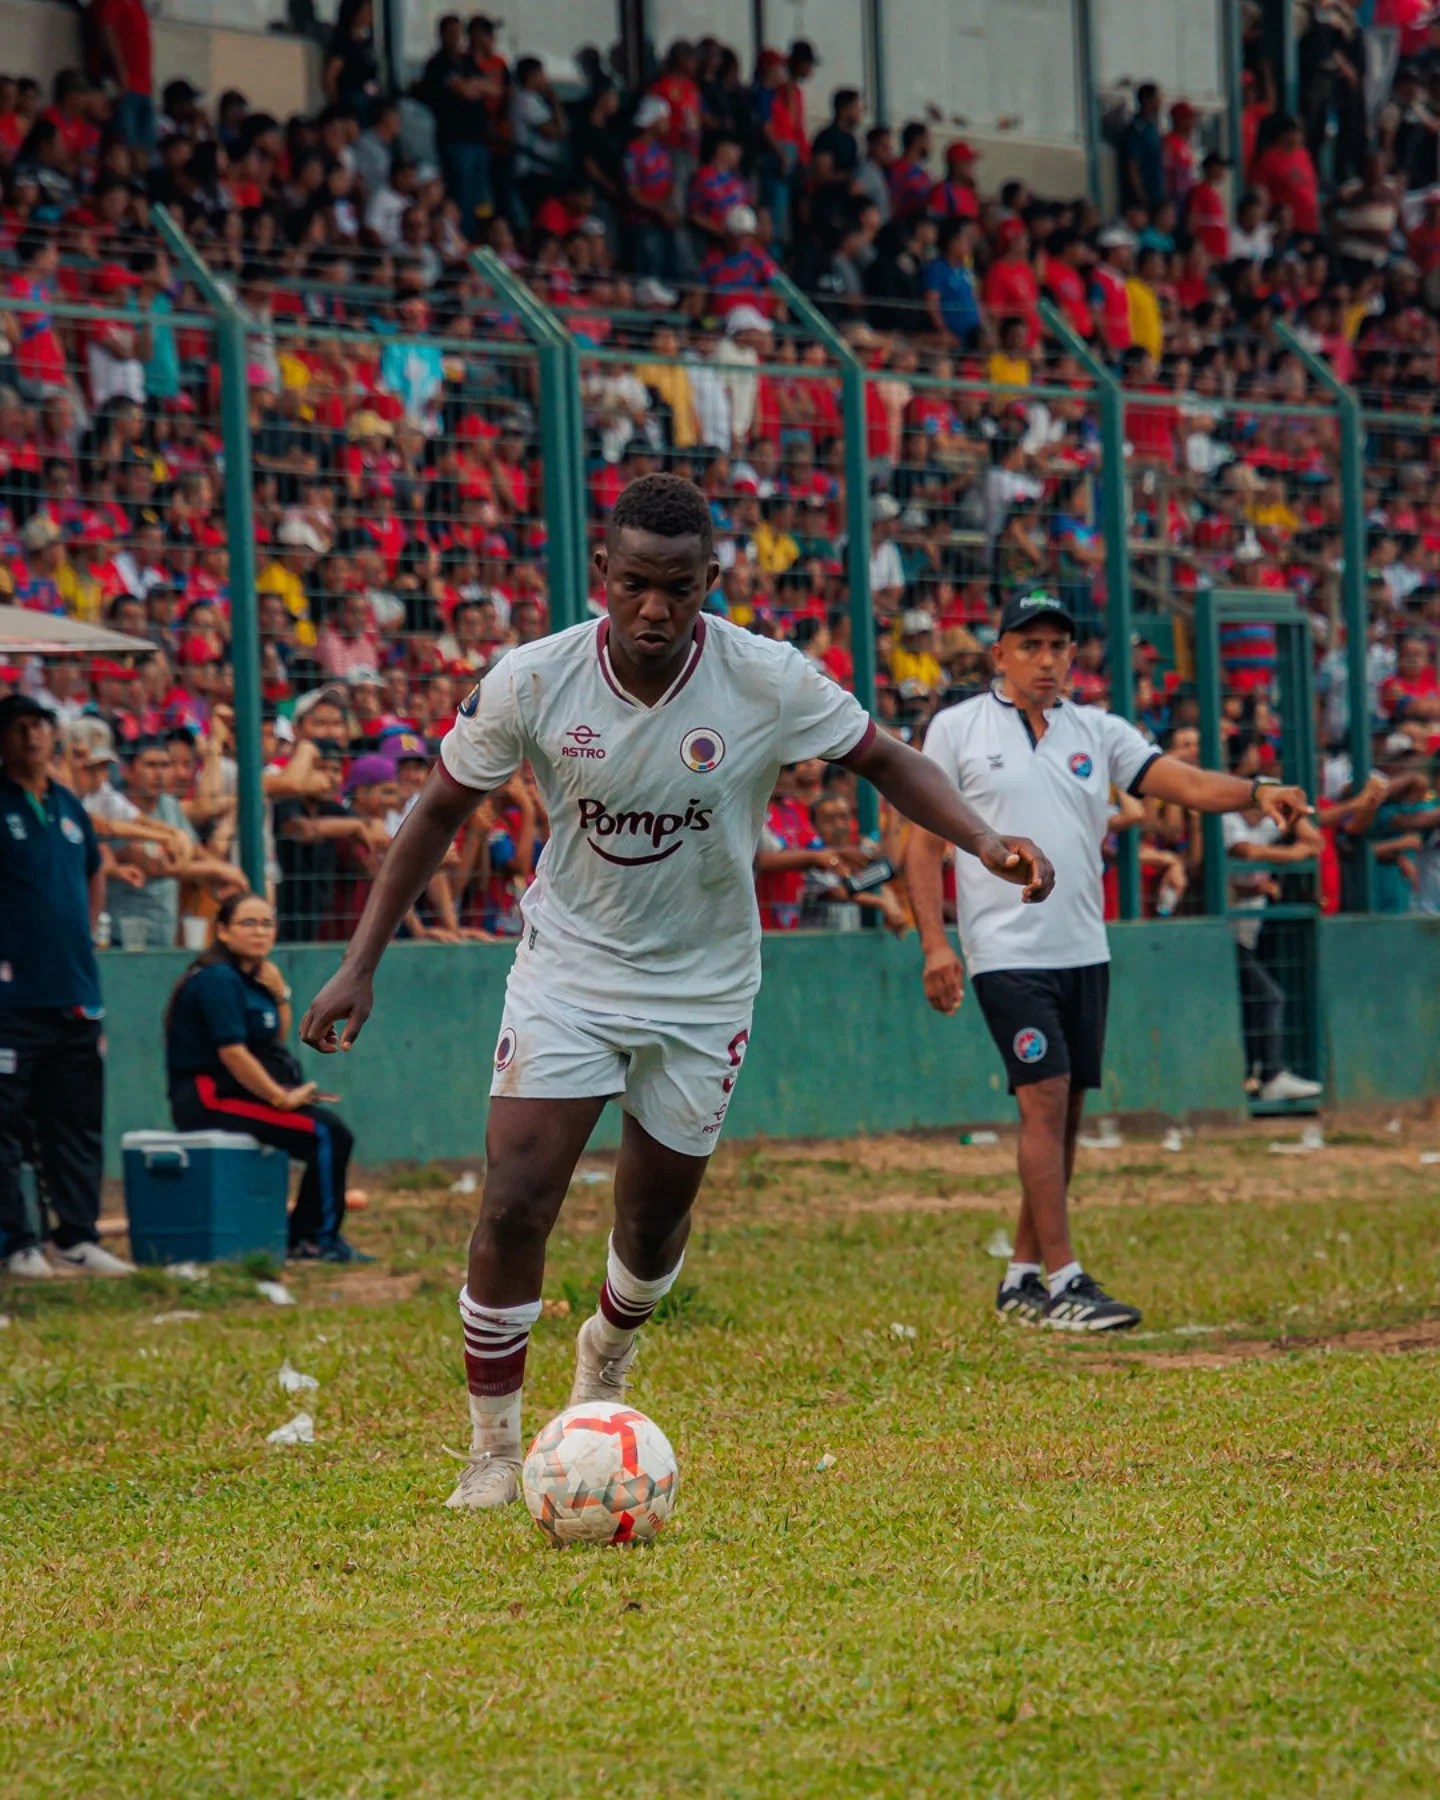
[
  {"xmin": 0, "ymin": 695, "xmax": 133, "ymax": 1279},
  {"xmin": 906, "ymin": 593, "xmax": 1310, "ymax": 1333}
]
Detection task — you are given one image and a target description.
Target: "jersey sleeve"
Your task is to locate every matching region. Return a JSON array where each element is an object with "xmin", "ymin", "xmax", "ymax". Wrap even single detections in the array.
[
  {"xmin": 778, "ymin": 648, "xmax": 874, "ymax": 764},
  {"xmin": 1100, "ymin": 712, "xmax": 1162, "ymax": 795},
  {"xmin": 192, "ymin": 965, "xmax": 248, "ymax": 1049},
  {"xmin": 440, "ymin": 659, "xmax": 526, "ymax": 792}
]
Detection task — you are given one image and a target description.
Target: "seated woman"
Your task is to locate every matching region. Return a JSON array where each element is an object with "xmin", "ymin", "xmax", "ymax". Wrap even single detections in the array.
[{"xmin": 163, "ymin": 892, "xmax": 369, "ymax": 1263}]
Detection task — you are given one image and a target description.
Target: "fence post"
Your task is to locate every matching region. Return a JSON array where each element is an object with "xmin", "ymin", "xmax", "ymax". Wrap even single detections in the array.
[
  {"xmin": 772, "ymin": 275, "xmax": 879, "ymax": 837},
  {"xmin": 153, "ymin": 205, "xmax": 266, "ymax": 897},
  {"xmin": 1276, "ymin": 321, "xmax": 1373, "ymax": 909},
  {"xmin": 1039, "ymin": 300, "xmax": 1141, "ymax": 920},
  {"xmin": 471, "ymin": 250, "xmax": 588, "ymax": 631}
]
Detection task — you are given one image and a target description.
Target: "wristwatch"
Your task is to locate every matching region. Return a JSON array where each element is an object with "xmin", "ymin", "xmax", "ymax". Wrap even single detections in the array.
[{"xmin": 1250, "ymin": 775, "xmax": 1281, "ymax": 804}]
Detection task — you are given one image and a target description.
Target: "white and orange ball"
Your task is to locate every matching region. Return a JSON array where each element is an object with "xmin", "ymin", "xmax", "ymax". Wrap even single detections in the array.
[{"xmin": 522, "ymin": 1402, "xmax": 679, "ymax": 1547}]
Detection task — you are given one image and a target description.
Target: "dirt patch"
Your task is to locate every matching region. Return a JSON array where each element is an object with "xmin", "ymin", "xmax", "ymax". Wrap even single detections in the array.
[
  {"xmin": 302, "ymin": 1272, "xmax": 424, "ymax": 1307},
  {"xmin": 1080, "ymin": 1315, "xmax": 1440, "ymax": 1370}
]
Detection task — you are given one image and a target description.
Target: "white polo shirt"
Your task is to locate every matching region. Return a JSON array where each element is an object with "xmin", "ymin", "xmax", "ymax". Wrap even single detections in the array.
[
  {"xmin": 921, "ymin": 686, "xmax": 1160, "ymax": 975},
  {"xmin": 440, "ymin": 616, "xmax": 872, "ymax": 1021}
]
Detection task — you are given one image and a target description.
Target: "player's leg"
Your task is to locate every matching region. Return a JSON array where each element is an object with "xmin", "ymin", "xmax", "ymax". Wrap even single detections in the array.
[
  {"xmin": 569, "ymin": 1016, "xmax": 749, "ymax": 1405},
  {"xmin": 568, "ymin": 1113, "xmax": 710, "ymax": 1406},
  {"xmin": 447, "ymin": 1095, "xmax": 604, "ymax": 1510}
]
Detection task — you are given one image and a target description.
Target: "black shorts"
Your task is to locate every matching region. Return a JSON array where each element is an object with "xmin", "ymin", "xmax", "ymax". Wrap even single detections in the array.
[{"xmin": 970, "ymin": 963, "xmax": 1110, "ymax": 1093}]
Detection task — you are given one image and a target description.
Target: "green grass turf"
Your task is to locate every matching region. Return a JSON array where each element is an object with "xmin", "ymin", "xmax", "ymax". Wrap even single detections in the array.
[{"xmin": 4, "ymin": 1128, "xmax": 1440, "ymax": 1798}]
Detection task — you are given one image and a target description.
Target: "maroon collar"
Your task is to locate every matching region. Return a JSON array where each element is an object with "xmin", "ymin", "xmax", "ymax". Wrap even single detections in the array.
[{"xmin": 596, "ymin": 615, "xmax": 707, "ymax": 710}]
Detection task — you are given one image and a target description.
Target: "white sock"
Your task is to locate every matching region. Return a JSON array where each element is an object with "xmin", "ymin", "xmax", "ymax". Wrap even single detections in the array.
[
  {"xmin": 458, "ymin": 1286, "xmax": 542, "ymax": 1460},
  {"xmin": 1004, "ymin": 1261, "xmax": 1042, "ymax": 1289},
  {"xmin": 591, "ymin": 1233, "xmax": 684, "ymax": 1357},
  {"xmin": 1047, "ymin": 1260, "xmax": 1083, "ymax": 1299}
]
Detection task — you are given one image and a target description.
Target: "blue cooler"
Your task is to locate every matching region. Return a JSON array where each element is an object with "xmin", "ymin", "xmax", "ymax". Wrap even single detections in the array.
[{"xmin": 122, "ymin": 1130, "xmax": 290, "ymax": 1265}]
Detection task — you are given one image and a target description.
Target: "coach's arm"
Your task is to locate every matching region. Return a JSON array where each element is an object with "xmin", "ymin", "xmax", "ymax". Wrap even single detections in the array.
[
  {"xmin": 1135, "ymin": 759, "xmax": 1312, "ymax": 828},
  {"xmin": 300, "ymin": 766, "xmax": 486, "ymax": 1052}
]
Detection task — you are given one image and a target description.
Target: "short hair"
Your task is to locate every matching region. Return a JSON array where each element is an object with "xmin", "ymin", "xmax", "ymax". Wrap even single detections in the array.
[
  {"xmin": 832, "ymin": 87, "xmax": 860, "ymax": 116},
  {"xmin": 608, "ymin": 474, "xmax": 715, "ymax": 557},
  {"xmin": 901, "ymin": 121, "xmax": 928, "ymax": 154}
]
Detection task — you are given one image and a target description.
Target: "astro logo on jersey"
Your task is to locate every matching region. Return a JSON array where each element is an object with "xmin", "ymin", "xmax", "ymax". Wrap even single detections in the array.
[
  {"xmin": 577, "ymin": 797, "xmax": 713, "ymax": 866},
  {"xmin": 1013, "ymin": 1028, "xmax": 1048, "ymax": 1064},
  {"xmin": 562, "ymin": 725, "xmax": 606, "ymax": 760},
  {"xmin": 679, "ymin": 727, "xmax": 726, "ymax": 774},
  {"xmin": 1068, "ymin": 752, "xmax": 1094, "ymax": 780}
]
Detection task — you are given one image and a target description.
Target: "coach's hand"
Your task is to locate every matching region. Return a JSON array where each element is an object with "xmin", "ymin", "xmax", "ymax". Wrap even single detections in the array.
[
  {"xmin": 978, "ymin": 834, "xmax": 1055, "ymax": 903},
  {"xmin": 1256, "ymin": 784, "xmax": 1313, "ymax": 831},
  {"xmin": 300, "ymin": 966, "xmax": 375, "ymax": 1054},
  {"xmin": 922, "ymin": 945, "xmax": 965, "ymax": 1015}
]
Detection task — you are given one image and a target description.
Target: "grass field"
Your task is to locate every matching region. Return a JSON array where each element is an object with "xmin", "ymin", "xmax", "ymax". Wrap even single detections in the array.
[{"xmin": 5, "ymin": 1118, "xmax": 1440, "ymax": 1798}]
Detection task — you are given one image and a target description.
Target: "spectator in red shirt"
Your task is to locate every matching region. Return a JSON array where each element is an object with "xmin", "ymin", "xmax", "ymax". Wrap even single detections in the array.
[
  {"xmin": 90, "ymin": 0, "xmax": 154, "ymax": 151},
  {"xmin": 888, "ymin": 121, "xmax": 933, "ymax": 220},
  {"xmin": 623, "ymin": 95, "xmax": 678, "ymax": 281},
  {"xmin": 649, "ymin": 39, "xmax": 702, "ymax": 168},
  {"xmin": 1186, "ymin": 151, "xmax": 1231, "ymax": 260},
  {"xmin": 687, "ymin": 135, "xmax": 752, "ymax": 247},
  {"xmin": 1039, "ymin": 229, "xmax": 1095, "ymax": 339},
  {"xmin": 981, "ymin": 217, "xmax": 1041, "ymax": 350},
  {"xmin": 928, "ymin": 140, "xmax": 981, "ymax": 221},
  {"xmin": 4, "ymin": 230, "xmax": 67, "ymax": 393},
  {"xmin": 1162, "ymin": 100, "xmax": 1198, "ymax": 211},
  {"xmin": 775, "ymin": 40, "xmax": 818, "ymax": 168},
  {"xmin": 1381, "ymin": 634, "xmax": 1440, "ymax": 746},
  {"xmin": 40, "ymin": 69, "xmax": 99, "ymax": 167},
  {"xmin": 1250, "ymin": 116, "xmax": 1320, "ymax": 237},
  {"xmin": 1092, "ymin": 226, "xmax": 1135, "ymax": 355}
]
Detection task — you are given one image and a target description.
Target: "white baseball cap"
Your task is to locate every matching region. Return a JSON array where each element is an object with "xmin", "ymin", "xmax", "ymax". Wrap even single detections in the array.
[
  {"xmin": 725, "ymin": 304, "xmax": 772, "ymax": 336},
  {"xmin": 635, "ymin": 95, "xmax": 671, "ymax": 129},
  {"xmin": 724, "ymin": 203, "xmax": 759, "ymax": 236}
]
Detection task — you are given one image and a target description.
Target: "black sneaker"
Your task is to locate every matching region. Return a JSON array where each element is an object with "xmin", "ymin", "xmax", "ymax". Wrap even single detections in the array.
[
  {"xmin": 318, "ymin": 1237, "xmax": 375, "ymax": 1265},
  {"xmin": 1041, "ymin": 1271, "xmax": 1141, "ymax": 1333},
  {"xmin": 995, "ymin": 1271, "xmax": 1047, "ymax": 1325}
]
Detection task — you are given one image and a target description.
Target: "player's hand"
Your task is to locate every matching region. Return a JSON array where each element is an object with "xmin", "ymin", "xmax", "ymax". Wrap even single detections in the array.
[
  {"xmin": 977, "ymin": 833, "xmax": 1055, "ymax": 903},
  {"xmin": 300, "ymin": 966, "xmax": 375, "ymax": 1054},
  {"xmin": 921, "ymin": 945, "xmax": 965, "ymax": 1015},
  {"xmin": 1257, "ymin": 784, "xmax": 1313, "ymax": 831}
]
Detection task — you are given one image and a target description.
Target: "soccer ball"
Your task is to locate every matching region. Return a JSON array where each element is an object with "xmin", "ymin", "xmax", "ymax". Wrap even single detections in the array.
[{"xmin": 522, "ymin": 1401, "xmax": 679, "ymax": 1547}]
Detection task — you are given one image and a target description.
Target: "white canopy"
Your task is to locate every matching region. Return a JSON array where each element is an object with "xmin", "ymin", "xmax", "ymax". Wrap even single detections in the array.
[{"xmin": 0, "ymin": 607, "xmax": 154, "ymax": 657}]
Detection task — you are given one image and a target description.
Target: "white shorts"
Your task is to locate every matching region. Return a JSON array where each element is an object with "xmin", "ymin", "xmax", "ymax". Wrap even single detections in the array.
[{"xmin": 489, "ymin": 975, "xmax": 752, "ymax": 1158}]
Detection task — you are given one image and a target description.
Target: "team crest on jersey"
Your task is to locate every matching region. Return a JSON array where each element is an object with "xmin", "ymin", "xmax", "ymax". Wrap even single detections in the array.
[
  {"xmin": 5, "ymin": 814, "xmax": 25, "ymax": 841},
  {"xmin": 1013, "ymin": 1028, "xmax": 1048, "ymax": 1064},
  {"xmin": 680, "ymin": 727, "xmax": 725, "ymax": 774},
  {"xmin": 61, "ymin": 816, "xmax": 84, "ymax": 845},
  {"xmin": 494, "ymin": 1026, "xmax": 517, "ymax": 1071},
  {"xmin": 1068, "ymin": 752, "xmax": 1094, "ymax": 780},
  {"xmin": 459, "ymin": 684, "xmax": 481, "ymax": 718}
]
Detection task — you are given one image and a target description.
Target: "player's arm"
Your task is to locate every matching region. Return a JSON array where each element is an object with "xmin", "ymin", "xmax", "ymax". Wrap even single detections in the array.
[
  {"xmin": 849, "ymin": 729, "xmax": 1054, "ymax": 898},
  {"xmin": 299, "ymin": 767, "xmax": 487, "ymax": 1052},
  {"xmin": 1138, "ymin": 757, "xmax": 1312, "ymax": 829}
]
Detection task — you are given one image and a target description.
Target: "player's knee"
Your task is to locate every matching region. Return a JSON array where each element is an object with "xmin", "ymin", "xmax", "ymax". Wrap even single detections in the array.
[
  {"xmin": 1017, "ymin": 1076, "xmax": 1070, "ymax": 1125},
  {"xmin": 471, "ymin": 1174, "xmax": 561, "ymax": 1254}
]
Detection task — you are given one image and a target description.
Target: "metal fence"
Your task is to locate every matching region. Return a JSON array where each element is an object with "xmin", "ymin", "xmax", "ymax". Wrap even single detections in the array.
[{"xmin": 4, "ymin": 235, "xmax": 1437, "ymax": 962}]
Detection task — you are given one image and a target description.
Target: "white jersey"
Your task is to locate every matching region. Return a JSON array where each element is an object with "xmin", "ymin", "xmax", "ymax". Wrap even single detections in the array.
[
  {"xmin": 440, "ymin": 616, "xmax": 872, "ymax": 1020},
  {"xmin": 921, "ymin": 686, "xmax": 1159, "ymax": 976}
]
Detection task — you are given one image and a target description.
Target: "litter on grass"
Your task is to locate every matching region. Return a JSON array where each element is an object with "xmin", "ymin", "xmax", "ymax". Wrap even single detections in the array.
[
  {"xmin": 151, "ymin": 1310, "xmax": 203, "ymax": 1325},
  {"xmin": 890, "ymin": 1322, "xmax": 917, "ymax": 1340},
  {"xmin": 572, "ymin": 1170, "xmax": 609, "ymax": 1187},
  {"xmin": 985, "ymin": 1229, "xmax": 1015, "ymax": 1259},
  {"xmin": 960, "ymin": 1130, "xmax": 999, "ymax": 1147},
  {"xmin": 449, "ymin": 1171, "xmax": 478, "ymax": 1195},
  {"xmin": 256, "ymin": 1280, "xmax": 297, "ymax": 1307},
  {"xmin": 814, "ymin": 1453, "xmax": 837, "ymax": 1473},
  {"xmin": 278, "ymin": 1360, "xmax": 319, "ymax": 1393},
  {"xmin": 1078, "ymin": 1119, "xmax": 1124, "ymax": 1150},
  {"xmin": 267, "ymin": 1412, "xmax": 314, "ymax": 1445},
  {"xmin": 166, "ymin": 1262, "xmax": 208, "ymax": 1282},
  {"xmin": 1420, "ymin": 1153, "xmax": 1440, "ymax": 1166},
  {"xmin": 1270, "ymin": 1126, "xmax": 1325, "ymax": 1156},
  {"xmin": 0, "ymin": 1314, "xmax": 10, "ymax": 1329},
  {"xmin": 1161, "ymin": 1128, "xmax": 1186, "ymax": 1153}
]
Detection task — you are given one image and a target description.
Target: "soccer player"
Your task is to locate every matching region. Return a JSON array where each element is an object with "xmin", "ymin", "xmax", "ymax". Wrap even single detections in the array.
[
  {"xmin": 300, "ymin": 476, "xmax": 1056, "ymax": 1510},
  {"xmin": 905, "ymin": 591, "xmax": 1312, "ymax": 1332}
]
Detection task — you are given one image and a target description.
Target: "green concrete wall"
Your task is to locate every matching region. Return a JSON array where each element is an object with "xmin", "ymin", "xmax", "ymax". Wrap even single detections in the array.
[
  {"xmin": 1315, "ymin": 915, "xmax": 1440, "ymax": 1104},
  {"xmin": 96, "ymin": 921, "xmax": 1251, "ymax": 1173}
]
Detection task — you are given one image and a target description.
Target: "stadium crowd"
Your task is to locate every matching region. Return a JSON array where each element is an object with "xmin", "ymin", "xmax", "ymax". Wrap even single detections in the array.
[{"xmin": 0, "ymin": 2, "xmax": 1439, "ymax": 946}]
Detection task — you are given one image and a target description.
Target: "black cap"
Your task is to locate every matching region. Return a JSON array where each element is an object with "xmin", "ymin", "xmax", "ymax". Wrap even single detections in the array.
[
  {"xmin": 0, "ymin": 693, "xmax": 57, "ymax": 734},
  {"xmin": 997, "ymin": 590, "xmax": 1076, "ymax": 638}
]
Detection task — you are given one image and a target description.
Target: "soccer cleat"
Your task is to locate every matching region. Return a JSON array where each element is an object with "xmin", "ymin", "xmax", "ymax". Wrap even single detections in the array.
[
  {"xmin": 567, "ymin": 1312, "xmax": 641, "ymax": 1408},
  {"xmin": 1042, "ymin": 1271, "xmax": 1141, "ymax": 1333},
  {"xmin": 5, "ymin": 1247, "xmax": 54, "ymax": 1279},
  {"xmin": 995, "ymin": 1271, "xmax": 1048, "ymax": 1325},
  {"xmin": 1258, "ymin": 1070, "xmax": 1323, "ymax": 1102},
  {"xmin": 51, "ymin": 1241, "xmax": 135, "ymax": 1276},
  {"xmin": 443, "ymin": 1452, "xmax": 521, "ymax": 1510}
]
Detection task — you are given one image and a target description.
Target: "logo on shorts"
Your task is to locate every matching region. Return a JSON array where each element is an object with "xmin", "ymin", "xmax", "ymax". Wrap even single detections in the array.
[
  {"xmin": 1013, "ymin": 1027, "xmax": 1048, "ymax": 1064},
  {"xmin": 458, "ymin": 684, "xmax": 481, "ymax": 718},
  {"xmin": 494, "ymin": 1027, "xmax": 517, "ymax": 1071},
  {"xmin": 679, "ymin": 727, "xmax": 725, "ymax": 774},
  {"xmin": 562, "ymin": 724, "xmax": 606, "ymax": 760},
  {"xmin": 61, "ymin": 816, "xmax": 83, "ymax": 845},
  {"xmin": 1068, "ymin": 752, "xmax": 1093, "ymax": 780}
]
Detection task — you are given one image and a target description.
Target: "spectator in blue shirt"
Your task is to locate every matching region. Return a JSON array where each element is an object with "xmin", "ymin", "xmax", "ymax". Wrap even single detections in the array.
[
  {"xmin": 0, "ymin": 694, "xmax": 133, "ymax": 1279},
  {"xmin": 923, "ymin": 218, "xmax": 981, "ymax": 348},
  {"xmin": 1121, "ymin": 84, "xmax": 1166, "ymax": 210}
]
